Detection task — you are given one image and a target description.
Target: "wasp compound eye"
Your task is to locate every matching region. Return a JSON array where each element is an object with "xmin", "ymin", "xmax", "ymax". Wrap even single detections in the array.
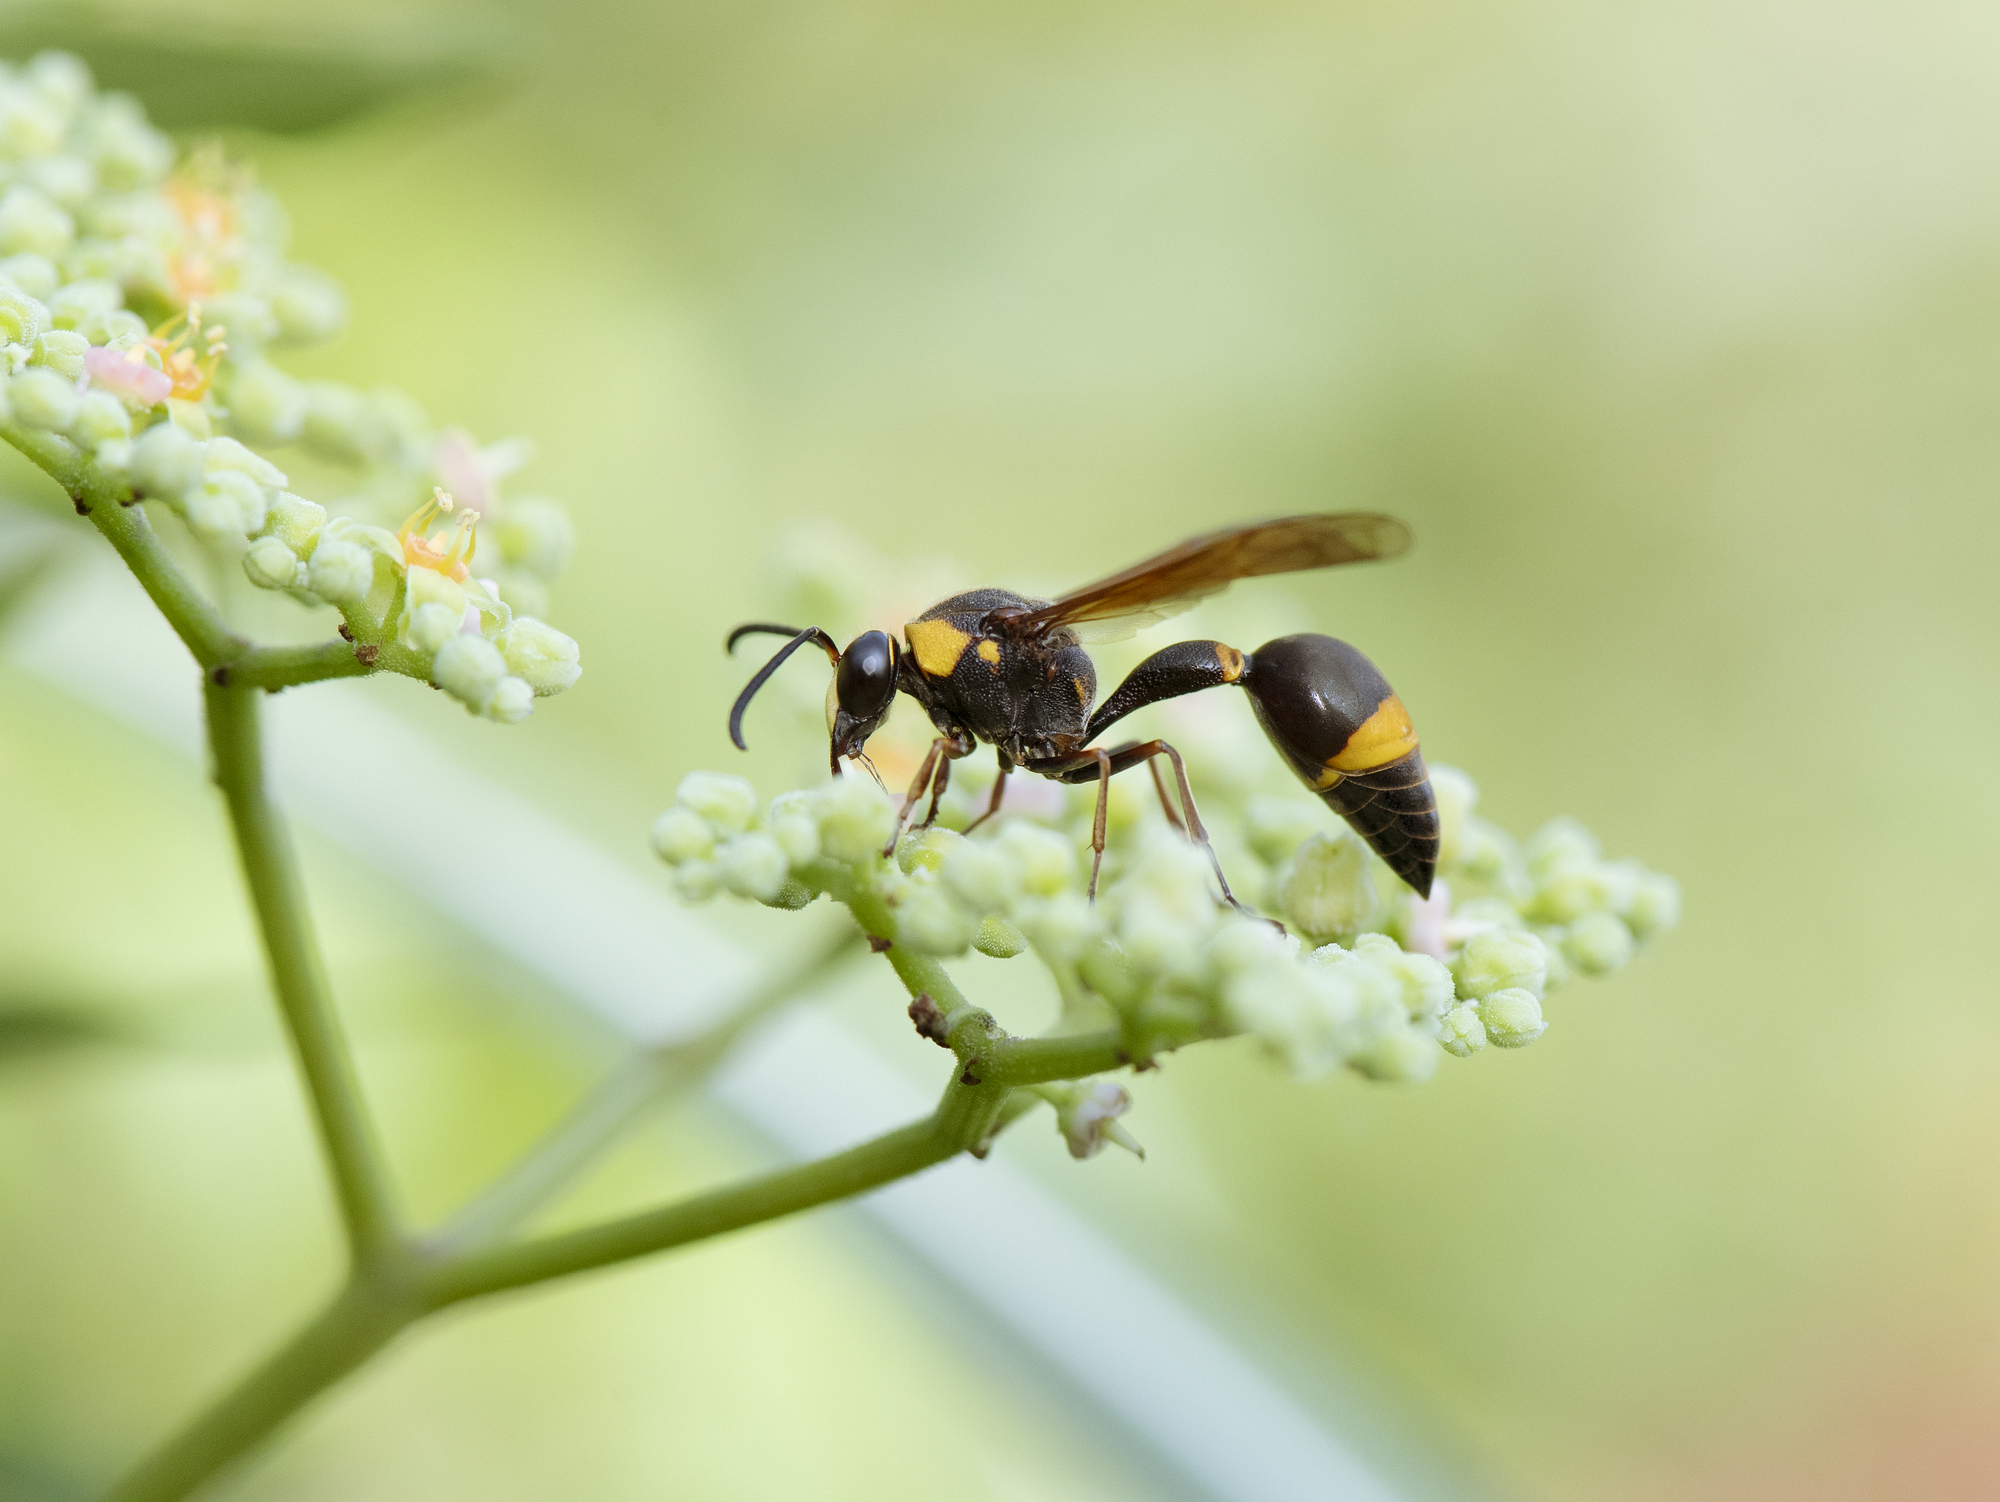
[{"xmin": 836, "ymin": 631, "xmax": 898, "ymax": 720}]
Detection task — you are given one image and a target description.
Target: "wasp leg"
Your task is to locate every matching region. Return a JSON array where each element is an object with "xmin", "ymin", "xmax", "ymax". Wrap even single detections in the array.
[
  {"xmin": 1034, "ymin": 738, "xmax": 1251, "ymax": 915},
  {"xmin": 884, "ymin": 738, "xmax": 948, "ymax": 857},
  {"xmin": 1147, "ymin": 755, "xmax": 1185, "ymax": 834},
  {"xmin": 916, "ymin": 747, "xmax": 953, "ymax": 832},
  {"xmin": 961, "ymin": 749, "xmax": 1015, "ymax": 836}
]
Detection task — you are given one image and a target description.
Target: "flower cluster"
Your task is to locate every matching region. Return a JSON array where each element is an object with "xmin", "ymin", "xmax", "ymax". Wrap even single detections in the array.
[
  {"xmin": 652, "ymin": 756, "xmax": 1679, "ymax": 1152},
  {"xmin": 0, "ymin": 52, "xmax": 579, "ymax": 719}
]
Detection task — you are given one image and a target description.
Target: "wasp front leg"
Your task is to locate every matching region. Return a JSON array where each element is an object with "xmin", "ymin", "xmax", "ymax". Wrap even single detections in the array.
[{"xmin": 882, "ymin": 727, "xmax": 976, "ymax": 856}]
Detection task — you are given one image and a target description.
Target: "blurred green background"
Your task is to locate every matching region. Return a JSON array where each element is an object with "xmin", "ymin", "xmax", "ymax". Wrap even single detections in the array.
[{"xmin": 3, "ymin": 0, "xmax": 1999, "ymax": 1498}]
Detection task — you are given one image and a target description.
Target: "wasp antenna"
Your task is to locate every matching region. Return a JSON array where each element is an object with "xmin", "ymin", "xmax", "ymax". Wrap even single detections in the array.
[
  {"xmin": 727, "ymin": 626, "xmax": 840, "ymax": 751},
  {"xmin": 728, "ymin": 621, "xmax": 833, "ymax": 654}
]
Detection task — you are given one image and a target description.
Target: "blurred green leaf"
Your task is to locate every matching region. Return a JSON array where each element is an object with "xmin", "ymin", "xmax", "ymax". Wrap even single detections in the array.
[
  {"xmin": 0, "ymin": 994, "xmax": 122, "ymax": 1061},
  {"xmin": 0, "ymin": 4, "xmax": 507, "ymax": 134}
]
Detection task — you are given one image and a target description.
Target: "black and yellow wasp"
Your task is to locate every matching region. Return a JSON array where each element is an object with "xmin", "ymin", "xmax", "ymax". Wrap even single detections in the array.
[{"xmin": 727, "ymin": 514, "xmax": 1439, "ymax": 906}]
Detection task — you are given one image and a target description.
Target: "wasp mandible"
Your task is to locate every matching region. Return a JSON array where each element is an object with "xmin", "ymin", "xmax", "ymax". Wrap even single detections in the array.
[{"xmin": 727, "ymin": 514, "xmax": 1439, "ymax": 906}]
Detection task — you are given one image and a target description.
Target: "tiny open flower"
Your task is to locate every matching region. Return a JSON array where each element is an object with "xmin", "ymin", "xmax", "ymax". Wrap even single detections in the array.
[
  {"xmin": 400, "ymin": 487, "xmax": 480, "ymax": 582},
  {"xmin": 1042, "ymin": 1080, "xmax": 1145, "ymax": 1160},
  {"xmin": 85, "ymin": 343, "xmax": 170, "ymax": 405},
  {"xmin": 147, "ymin": 304, "xmax": 227, "ymax": 401}
]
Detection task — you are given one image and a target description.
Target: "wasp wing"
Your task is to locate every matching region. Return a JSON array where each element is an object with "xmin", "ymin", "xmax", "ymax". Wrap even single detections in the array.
[{"xmin": 1007, "ymin": 513, "xmax": 1413, "ymax": 645}]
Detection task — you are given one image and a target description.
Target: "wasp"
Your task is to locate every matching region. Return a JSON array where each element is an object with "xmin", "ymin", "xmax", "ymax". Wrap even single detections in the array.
[{"xmin": 726, "ymin": 514, "xmax": 1439, "ymax": 906}]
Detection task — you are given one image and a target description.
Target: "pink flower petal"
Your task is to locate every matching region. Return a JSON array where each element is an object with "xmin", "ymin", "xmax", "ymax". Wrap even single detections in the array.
[{"xmin": 84, "ymin": 346, "xmax": 172, "ymax": 406}]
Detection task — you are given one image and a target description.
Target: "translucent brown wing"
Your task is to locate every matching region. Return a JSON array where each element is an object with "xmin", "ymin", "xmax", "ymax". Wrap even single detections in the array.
[{"xmin": 1007, "ymin": 513, "xmax": 1413, "ymax": 645}]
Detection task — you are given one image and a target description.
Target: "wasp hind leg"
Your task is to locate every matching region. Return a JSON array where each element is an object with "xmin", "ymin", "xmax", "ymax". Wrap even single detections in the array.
[{"xmin": 961, "ymin": 749, "xmax": 1015, "ymax": 836}]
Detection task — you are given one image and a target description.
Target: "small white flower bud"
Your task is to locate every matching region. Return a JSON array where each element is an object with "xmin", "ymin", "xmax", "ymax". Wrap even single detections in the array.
[
  {"xmin": 1348, "ymin": 1027, "xmax": 1441, "ymax": 1083},
  {"xmin": 66, "ymin": 388, "xmax": 129, "ymax": 445},
  {"xmin": 74, "ymin": 307, "xmax": 148, "ymax": 347},
  {"xmin": 1477, "ymin": 988, "xmax": 1546, "ymax": 1048},
  {"xmin": 0, "ymin": 255, "xmax": 55, "ymax": 303},
  {"xmin": 1526, "ymin": 818, "xmax": 1600, "ymax": 883},
  {"xmin": 716, "ymin": 832, "xmax": 790, "ymax": 902},
  {"xmin": 494, "ymin": 497, "xmax": 574, "ymax": 579},
  {"xmin": 675, "ymin": 859, "xmax": 722, "ymax": 903},
  {"xmin": 812, "ymin": 776, "xmax": 896, "ymax": 863},
  {"xmin": 897, "ymin": 883, "xmax": 972, "ymax": 956},
  {"xmin": 306, "ymin": 539, "xmax": 373, "ymax": 605},
  {"xmin": 1437, "ymin": 1003, "xmax": 1487, "ymax": 1057},
  {"xmin": 269, "ymin": 265, "xmax": 347, "ymax": 345},
  {"xmin": 1618, "ymin": 867, "xmax": 1681, "ymax": 941},
  {"xmin": 1118, "ymin": 891, "xmax": 1201, "ymax": 979},
  {"xmin": 263, "ymin": 492, "xmax": 326, "ymax": 555},
  {"xmin": 1348, "ymin": 932, "xmax": 1456, "ymax": 1024},
  {"xmin": 1244, "ymin": 797, "xmax": 1321, "ymax": 866},
  {"xmin": 196, "ymin": 470, "xmax": 268, "ymax": 537},
  {"xmin": 974, "ymin": 915, "xmax": 1028, "ymax": 959},
  {"xmin": 995, "ymin": 821, "xmax": 1076, "ymax": 896},
  {"xmin": 22, "ymin": 153, "xmax": 94, "ymax": 208},
  {"xmin": 405, "ymin": 602, "xmax": 460, "ymax": 654},
  {"xmin": 767, "ymin": 795, "xmax": 822, "ymax": 865},
  {"xmin": 651, "ymin": 807, "xmax": 715, "ymax": 865},
  {"xmin": 941, "ymin": 839, "xmax": 1021, "ymax": 915},
  {"xmin": 28, "ymin": 53, "xmax": 92, "ymax": 118},
  {"xmin": 495, "ymin": 617, "xmax": 581, "ymax": 696},
  {"xmin": 128, "ymin": 421, "xmax": 205, "ymax": 496},
  {"xmin": 1452, "ymin": 928, "xmax": 1548, "ymax": 1001},
  {"xmin": 897, "ymin": 825, "xmax": 960, "ymax": 875},
  {"xmin": 677, "ymin": 771, "xmax": 760, "ymax": 835},
  {"xmin": 204, "ymin": 435, "xmax": 287, "ymax": 490},
  {"xmin": 29, "ymin": 328, "xmax": 87, "ymax": 381},
  {"xmin": 1562, "ymin": 910, "xmax": 1634, "ymax": 975},
  {"xmin": 487, "ymin": 676, "xmax": 535, "ymax": 724},
  {"xmin": 432, "ymin": 634, "xmax": 508, "ymax": 712},
  {"xmin": 1279, "ymin": 830, "xmax": 1380, "ymax": 942},
  {"xmin": 0, "ymin": 185, "xmax": 73, "ymax": 258},
  {"xmin": 46, "ymin": 276, "xmax": 118, "ymax": 330},
  {"xmin": 243, "ymin": 536, "xmax": 301, "ymax": 591},
  {"xmin": 0, "ymin": 89, "xmax": 62, "ymax": 161},
  {"xmin": 8, "ymin": 366, "xmax": 75, "ymax": 430},
  {"xmin": 223, "ymin": 359, "xmax": 307, "ymax": 445},
  {"xmin": 1015, "ymin": 892, "xmax": 1098, "ymax": 963}
]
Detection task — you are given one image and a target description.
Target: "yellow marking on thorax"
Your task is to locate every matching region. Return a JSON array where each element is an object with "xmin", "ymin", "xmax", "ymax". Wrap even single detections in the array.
[
  {"xmin": 1073, "ymin": 675, "xmax": 1091, "ymax": 706},
  {"xmin": 906, "ymin": 618, "xmax": 973, "ymax": 677},
  {"xmin": 1216, "ymin": 644, "xmax": 1245, "ymax": 682},
  {"xmin": 976, "ymin": 639, "xmax": 1001, "ymax": 666},
  {"xmin": 1324, "ymin": 693, "xmax": 1418, "ymax": 778}
]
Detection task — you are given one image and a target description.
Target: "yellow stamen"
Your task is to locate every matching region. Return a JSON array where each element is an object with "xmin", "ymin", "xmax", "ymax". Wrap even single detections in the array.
[{"xmin": 397, "ymin": 488, "xmax": 482, "ymax": 582}]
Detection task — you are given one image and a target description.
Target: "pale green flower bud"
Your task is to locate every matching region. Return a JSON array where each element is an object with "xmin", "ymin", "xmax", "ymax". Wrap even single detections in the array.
[
  {"xmin": 28, "ymin": 53, "xmax": 92, "ymax": 121},
  {"xmin": 1076, "ymin": 942, "xmax": 1139, "ymax": 1007},
  {"xmin": 1206, "ymin": 916, "xmax": 1301, "ymax": 979},
  {"xmin": 1429, "ymin": 764, "xmax": 1478, "ymax": 871},
  {"xmin": 128, "ymin": 421, "xmax": 204, "ymax": 496},
  {"xmin": 405, "ymin": 603, "xmax": 460, "ymax": 654},
  {"xmin": 766, "ymin": 794, "xmax": 821, "ymax": 865},
  {"xmin": 491, "ymin": 674, "xmax": 540, "ymax": 724},
  {"xmin": 66, "ymin": 388, "xmax": 129, "ymax": 445},
  {"xmin": 1349, "ymin": 932, "xmax": 1456, "ymax": 1023},
  {"xmin": 194, "ymin": 470, "xmax": 268, "ymax": 537},
  {"xmin": 675, "ymin": 859, "xmax": 722, "ymax": 903},
  {"xmin": 897, "ymin": 883, "xmax": 972, "ymax": 956},
  {"xmin": 243, "ymin": 536, "xmax": 302, "ymax": 591},
  {"xmin": 761, "ymin": 878, "xmax": 816, "ymax": 911},
  {"xmin": 898, "ymin": 825, "xmax": 960, "ymax": 875},
  {"xmin": 200, "ymin": 291, "xmax": 276, "ymax": 349},
  {"xmin": 941, "ymin": 839, "xmax": 1021, "ymax": 914},
  {"xmin": 28, "ymin": 328, "xmax": 86, "ymax": 380},
  {"xmin": 1224, "ymin": 962, "xmax": 1355, "ymax": 1079},
  {"xmin": 1478, "ymin": 988, "xmax": 1546, "ymax": 1048},
  {"xmin": 651, "ymin": 806, "xmax": 715, "ymax": 866},
  {"xmin": 995, "ymin": 820, "xmax": 1076, "ymax": 896},
  {"xmin": 495, "ymin": 617, "xmax": 581, "ymax": 696},
  {"xmin": 1618, "ymin": 866, "xmax": 1681, "ymax": 941},
  {"xmin": 1452, "ymin": 928, "xmax": 1548, "ymax": 1001},
  {"xmin": 204, "ymin": 435, "xmax": 287, "ymax": 490},
  {"xmin": 22, "ymin": 153, "xmax": 95, "ymax": 208},
  {"xmin": 494, "ymin": 497, "xmax": 574, "ymax": 579},
  {"xmin": 1437, "ymin": 1003, "xmax": 1487, "ymax": 1057},
  {"xmin": 1526, "ymin": 862, "xmax": 1616, "ymax": 924},
  {"xmin": 86, "ymin": 100, "xmax": 172, "ymax": 189},
  {"xmin": 1348, "ymin": 1027, "xmax": 1440, "ymax": 1084},
  {"xmin": 224, "ymin": 359, "xmax": 307, "ymax": 444},
  {"xmin": 0, "ymin": 185, "xmax": 73, "ymax": 258},
  {"xmin": 813, "ymin": 776, "xmax": 896, "ymax": 864},
  {"xmin": 432, "ymin": 633, "xmax": 508, "ymax": 712},
  {"xmin": 974, "ymin": 915, "xmax": 1028, "ymax": 959},
  {"xmin": 717, "ymin": 832, "xmax": 790, "ymax": 902},
  {"xmin": 1015, "ymin": 892, "xmax": 1098, "ymax": 963},
  {"xmin": 0, "ymin": 90, "xmax": 61, "ymax": 161},
  {"xmin": 46, "ymin": 277, "xmax": 119, "ymax": 331},
  {"xmin": 1526, "ymin": 818, "xmax": 1599, "ymax": 883},
  {"xmin": 1563, "ymin": 910, "xmax": 1635, "ymax": 976},
  {"xmin": 306, "ymin": 539, "xmax": 373, "ymax": 605},
  {"xmin": 1117, "ymin": 890, "xmax": 1202, "ymax": 980},
  {"xmin": 269, "ymin": 265, "xmax": 347, "ymax": 345},
  {"xmin": 8, "ymin": 366, "xmax": 74, "ymax": 430},
  {"xmin": 1244, "ymin": 797, "xmax": 1321, "ymax": 866},
  {"xmin": 1279, "ymin": 830, "xmax": 1380, "ymax": 942},
  {"xmin": 263, "ymin": 492, "xmax": 326, "ymax": 555},
  {"xmin": 75, "ymin": 307, "xmax": 146, "ymax": 346},
  {"xmin": 0, "ymin": 254, "xmax": 55, "ymax": 302},
  {"xmin": 677, "ymin": 771, "xmax": 760, "ymax": 835}
]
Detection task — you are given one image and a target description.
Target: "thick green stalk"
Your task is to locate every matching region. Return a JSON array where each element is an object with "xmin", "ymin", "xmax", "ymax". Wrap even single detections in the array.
[{"xmin": 205, "ymin": 681, "xmax": 403, "ymax": 1261}]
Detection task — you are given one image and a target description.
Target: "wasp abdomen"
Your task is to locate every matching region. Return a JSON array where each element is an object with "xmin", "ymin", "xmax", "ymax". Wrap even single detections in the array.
[{"xmin": 1241, "ymin": 633, "xmax": 1439, "ymax": 898}]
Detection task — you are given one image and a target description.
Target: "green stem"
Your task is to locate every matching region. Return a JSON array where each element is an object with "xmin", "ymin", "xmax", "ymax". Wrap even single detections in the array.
[
  {"xmin": 225, "ymin": 639, "xmax": 377, "ymax": 690},
  {"xmin": 99, "ymin": 1270, "xmax": 421, "ymax": 1502},
  {"xmin": 428, "ymin": 926, "xmax": 863, "ymax": 1254},
  {"xmin": 205, "ymin": 681, "xmax": 402, "ymax": 1261}
]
